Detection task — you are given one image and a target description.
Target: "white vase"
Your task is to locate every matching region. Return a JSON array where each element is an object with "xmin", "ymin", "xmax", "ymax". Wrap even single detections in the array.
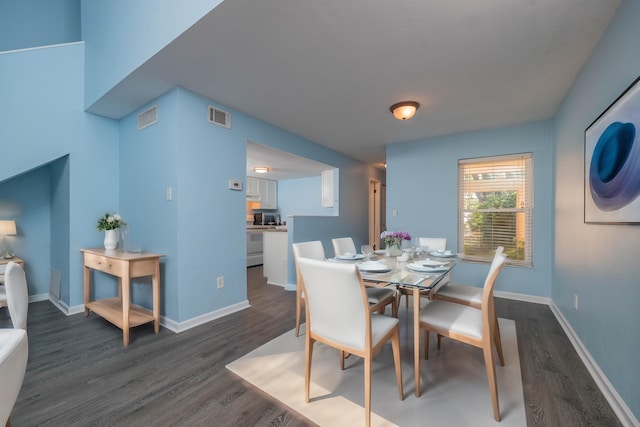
[
  {"xmin": 385, "ymin": 245, "xmax": 403, "ymax": 257},
  {"xmin": 104, "ymin": 229, "xmax": 119, "ymax": 250}
]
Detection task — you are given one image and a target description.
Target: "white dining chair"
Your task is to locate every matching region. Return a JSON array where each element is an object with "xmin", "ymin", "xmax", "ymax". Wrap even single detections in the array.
[
  {"xmin": 331, "ymin": 237, "xmax": 397, "ymax": 317},
  {"xmin": 292, "ymin": 241, "xmax": 326, "ymax": 337},
  {"xmin": 297, "ymin": 257, "xmax": 403, "ymax": 427},
  {"xmin": 432, "ymin": 246, "xmax": 506, "ymax": 365},
  {"xmin": 396, "ymin": 237, "xmax": 448, "ymax": 311},
  {"xmin": 417, "ymin": 250, "xmax": 507, "ymax": 421},
  {"xmin": 0, "ymin": 328, "xmax": 28, "ymax": 427},
  {"xmin": 331, "ymin": 237, "xmax": 357, "ymax": 256},
  {"xmin": 4, "ymin": 262, "xmax": 29, "ymax": 330}
]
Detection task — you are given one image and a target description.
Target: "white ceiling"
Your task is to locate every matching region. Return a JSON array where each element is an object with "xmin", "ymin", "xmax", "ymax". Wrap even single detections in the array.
[{"xmin": 90, "ymin": 0, "xmax": 621, "ymax": 168}]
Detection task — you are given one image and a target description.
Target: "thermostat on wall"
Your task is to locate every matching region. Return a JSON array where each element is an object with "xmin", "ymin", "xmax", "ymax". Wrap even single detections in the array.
[{"xmin": 229, "ymin": 179, "xmax": 243, "ymax": 191}]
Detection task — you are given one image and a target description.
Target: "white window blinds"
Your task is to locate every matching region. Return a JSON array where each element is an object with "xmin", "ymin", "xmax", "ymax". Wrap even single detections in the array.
[{"xmin": 458, "ymin": 153, "xmax": 533, "ymax": 267}]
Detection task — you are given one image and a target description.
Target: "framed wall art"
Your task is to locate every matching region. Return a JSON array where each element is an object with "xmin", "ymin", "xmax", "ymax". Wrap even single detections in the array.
[{"xmin": 585, "ymin": 76, "xmax": 640, "ymax": 224}]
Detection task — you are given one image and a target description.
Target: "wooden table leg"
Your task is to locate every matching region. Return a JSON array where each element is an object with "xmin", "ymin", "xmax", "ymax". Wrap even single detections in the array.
[
  {"xmin": 122, "ymin": 271, "xmax": 131, "ymax": 346},
  {"xmin": 84, "ymin": 265, "xmax": 91, "ymax": 316},
  {"xmin": 414, "ymin": 286, "xmax": 421, "ymax": 397},
  {"xmin": 152, "ymin": 260, "xmax": 160, "ymax": 333}
]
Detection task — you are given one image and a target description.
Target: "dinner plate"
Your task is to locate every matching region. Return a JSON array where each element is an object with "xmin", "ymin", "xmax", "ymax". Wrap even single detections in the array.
[
  {"xmin": 420, "ymin": 259, "xmax": 448, "ymax": 267},
  {"xmin": 429, "ymin": 251, "xmax": 456, "ymax": 258},
  {"xmin": 357, "ymin": 262, "xmax": 391, "ymax": 273},
  {"xmin": 336, "ymin": 253, "xmax": 365, "ymax": 260},
  {"xmin": 406, "ymin": 263, "xmax": 448, "ymax": 273}
]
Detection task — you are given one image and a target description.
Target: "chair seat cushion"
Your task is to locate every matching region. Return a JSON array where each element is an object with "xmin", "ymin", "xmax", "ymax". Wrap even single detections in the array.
[
  {"xmin": 436, "ymin": 283, "xmax": 482, "ymax": 305},
  {"xmin": 371, "ymin": 314, "xmax": 399, "ymax": 346},
  {"xmin": 365, "ymin": 287, "xmax": 395, "ymax": 304},
  {"xmin": 419, "ymin": 300, "xmax": 482, "ymax": 339}
]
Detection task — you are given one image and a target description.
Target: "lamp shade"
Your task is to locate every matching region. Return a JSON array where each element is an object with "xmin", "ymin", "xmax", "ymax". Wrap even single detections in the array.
[
  {"xmin": 0, "ymin": 220, "xmax": 16, "ymax": 235},
  {"xmin": 390, "ymin": 101, "xmax": 420, "ymax": 121}
]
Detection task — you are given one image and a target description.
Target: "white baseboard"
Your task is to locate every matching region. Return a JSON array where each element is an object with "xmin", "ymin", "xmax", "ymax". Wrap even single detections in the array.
[{"xmin": 160, "ymin": 300, "xmax": 251, "ymax": 333}]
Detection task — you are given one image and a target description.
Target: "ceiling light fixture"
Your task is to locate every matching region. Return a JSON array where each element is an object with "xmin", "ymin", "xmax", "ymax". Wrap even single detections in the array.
[
  {"xmin": 390, "ymin": 101, "xmax": 420, "ymax": 121},
  {"xmin": 252, "ymin": 166, "xmax": 270, "ymax": 174}
]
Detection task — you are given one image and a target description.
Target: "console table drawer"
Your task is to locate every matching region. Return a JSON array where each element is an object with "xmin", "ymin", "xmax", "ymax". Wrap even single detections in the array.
[{"xmin": 84, "ymin": 253, "xmax": 126, "ymax": 276}]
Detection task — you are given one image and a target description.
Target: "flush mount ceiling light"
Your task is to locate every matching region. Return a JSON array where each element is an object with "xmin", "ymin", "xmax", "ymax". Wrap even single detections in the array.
[
  {"xmin": 252, "ymin": 166, "xmax": 270, "ymax": 174},
  {"xmin": 390, "ymin": 101, "xmax": 420, "ymax": 121}
]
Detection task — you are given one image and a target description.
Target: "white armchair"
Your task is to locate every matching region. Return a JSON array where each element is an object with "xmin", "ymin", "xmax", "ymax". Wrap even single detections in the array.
[
  {"xmin": 0, "ymin": 328, "xmax": 28, "ymax": 427},
  {"xmin": 4, "ymin": 263, "xmax": 28, "ymax": 330}
]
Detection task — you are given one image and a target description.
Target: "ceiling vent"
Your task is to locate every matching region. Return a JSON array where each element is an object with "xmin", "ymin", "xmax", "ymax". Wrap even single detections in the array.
[
  {"xmin": 137, "ymin": 106, "xmax": 157, "ymax": 130},
  {"xmin": 208, "ymin": 105, "xmax": 231, "ymax": 129}
]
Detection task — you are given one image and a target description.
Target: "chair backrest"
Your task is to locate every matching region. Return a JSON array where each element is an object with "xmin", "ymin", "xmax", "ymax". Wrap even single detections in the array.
[
  {"xmin": 0, "ymin": 328, "xmax": 28, "ymax": 426},
  {"xmin": 481, "ymin": 250, "xmax": 507, "ymax": 339},
  {"xmin": 297, "ymin": 257, "xmax": 369, "ymax": 350},
  {"xmin": 418, "ymin": 237, "xmax": 447, "ymax": 252},
  {"xmin": 331, "ymin": 237, "xmax": 357, "ymax": 257},
  {"xmin": 292, "ymin": 241, "xmax": 326, "ymax": 294},
  {"xmin": 5, "ymin": 262, "xmax": 29, "ymax": 330},
  {"xmin": 292, "ymin": 241, "xmax": 326, "ymax": 262}
]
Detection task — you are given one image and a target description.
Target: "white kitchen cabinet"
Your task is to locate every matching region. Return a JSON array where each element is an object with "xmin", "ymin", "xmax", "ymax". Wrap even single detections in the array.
[
  {"xmin": 322, "ymin": 169, "xmax": 334, "ymax": 208},
  {"xmin": 263, "ymin": 230, "xmax": 288, "ymax": 287},
  {"xmin": 259, "ymin": 178, "xmax": 278, "ymax": 209},
  {"xmin": 246, "ymin": 176, "xmax": 260, "ymax": 197}
]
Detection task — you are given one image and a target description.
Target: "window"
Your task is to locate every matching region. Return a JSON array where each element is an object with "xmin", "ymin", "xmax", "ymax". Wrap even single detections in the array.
[{"xmin": 458, "ymin": 153, "xmax": 533, "ymax": 267}]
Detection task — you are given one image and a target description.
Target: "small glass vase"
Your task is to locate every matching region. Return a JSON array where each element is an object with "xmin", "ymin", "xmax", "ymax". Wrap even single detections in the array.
[
  {"xmin": 104, "ymin": 229, "xmax": 119, "ymax": 250},
  {"xmin": 385, "ymin": 245, "xmax": 403, "ymax": 257}
]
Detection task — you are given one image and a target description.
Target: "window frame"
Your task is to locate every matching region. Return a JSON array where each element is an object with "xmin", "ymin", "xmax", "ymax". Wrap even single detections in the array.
[{"xmin": 458, "ymin": 153, "xmax": 533, "ymax": 267}]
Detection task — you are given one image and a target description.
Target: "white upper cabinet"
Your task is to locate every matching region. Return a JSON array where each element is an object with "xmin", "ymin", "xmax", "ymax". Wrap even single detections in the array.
[
  {"xmin": 260, "ymin": 178, "xmax": 278, "ymax": 209},
  {"xmin": 247, "ymin": 176, "xmax": 277, "ymax": 209},
  {"xmin": 322, "ymin": 169, "xmax": 334, "ymax": 208},
  {"xmin": 246, "ymin": 177, "xmax": 260, "ymax": 198}
]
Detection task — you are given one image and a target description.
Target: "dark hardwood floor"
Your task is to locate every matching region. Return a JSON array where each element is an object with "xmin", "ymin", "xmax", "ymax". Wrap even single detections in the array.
[{"xmin": 2, "ymin": 266, "xmax": 621, "ymax": 426}]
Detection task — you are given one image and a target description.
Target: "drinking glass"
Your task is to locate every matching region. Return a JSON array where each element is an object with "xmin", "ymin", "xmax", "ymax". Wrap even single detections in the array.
[{"xmin": 361, "ymin": 244, "xmax": 373, "ymax": 260}]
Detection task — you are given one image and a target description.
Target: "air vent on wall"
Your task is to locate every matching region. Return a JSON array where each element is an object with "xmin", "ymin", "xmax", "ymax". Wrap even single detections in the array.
[
  {"xmin": 137, "ymin": 106, "xmax": 157, "ymax": 130},
  {"xmin": 208, "ymin": 105, "xmax": 231, "ymax": 129}
]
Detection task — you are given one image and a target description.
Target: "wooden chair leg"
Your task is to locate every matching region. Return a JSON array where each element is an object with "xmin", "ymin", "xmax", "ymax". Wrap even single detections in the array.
[
  {"xmin": 391, "ymin": 328, "xmax": 404, "ymax": 401},
  {"xmin": 437, "ymin": 334, "xmax": 442, "ymax": 349},
  {"xmin": 483, "ymin": 342, "xmax": 501, "ymax": 421},
  {"xmin": 305, "ymin": 338, "xmax": 314, "ymax": 403},
  {"xmin": 340, "ymin": 350, "xmax": 346, "ymax": 370},
  {"xmin": 364, "ymin": 355, "xmax": 372, "ymax": 427}
]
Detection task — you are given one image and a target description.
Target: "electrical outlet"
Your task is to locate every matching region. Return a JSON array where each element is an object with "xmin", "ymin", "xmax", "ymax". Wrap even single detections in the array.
[
  {"xmin": 573, "ymin": 294, "xmax": 579, "ymax": 310},
  {"xmin": 217, "ymin": 276, "xmax": 224, "ymax": 289},
  {"xmin": 392, "ymin": 209, "xmax": 398, "ymax": 217},
  {"xmin": 166, "ymin": 187, "xmax": 173, "ymax": 201}
]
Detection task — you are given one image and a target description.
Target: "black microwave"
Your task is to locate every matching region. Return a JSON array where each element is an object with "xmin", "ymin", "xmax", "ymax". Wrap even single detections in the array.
[{"xmin": 253, "ymin": 213, "xmax": 279, "ymax": 225}]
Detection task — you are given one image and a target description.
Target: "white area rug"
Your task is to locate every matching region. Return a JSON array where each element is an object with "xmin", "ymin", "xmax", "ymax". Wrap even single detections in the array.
[{"xmin": 227, "ymin": 316, "xmax": 525, "ymax": 426}]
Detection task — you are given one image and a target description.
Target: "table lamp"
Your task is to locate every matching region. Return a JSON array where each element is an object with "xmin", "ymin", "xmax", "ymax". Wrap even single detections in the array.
[{"xmin": 0, "ymin": 220, "xmax": 17, "ymax": 259}]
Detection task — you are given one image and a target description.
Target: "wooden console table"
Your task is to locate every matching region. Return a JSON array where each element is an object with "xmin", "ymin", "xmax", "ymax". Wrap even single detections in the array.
[
  {"xmin": 82, "ymin": 248, "xmax": 164, "ymax": 346},
  {"xmin": 0, "ymin": 257, "xmax": 24, "ymax": 284}
]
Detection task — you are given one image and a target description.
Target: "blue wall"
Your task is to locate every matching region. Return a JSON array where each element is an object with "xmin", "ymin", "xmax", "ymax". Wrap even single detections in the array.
[
  {"xmin": 0, "ymin": 0, "xmax": 80, "ymax": 52},
  {"xmin": 553, "ymin": 0, "xmax": 640, "ymax": 418},
  {"xmin": 0, "ymin": 42, "xmax": 120, "ymax": 308},
  {"xmin": 386, "ymin": 120, "xmax": 554, "ymax": 296},
  {"xmin": 278, "ymin": 176, "xmax": 335, "ymax": 218}
]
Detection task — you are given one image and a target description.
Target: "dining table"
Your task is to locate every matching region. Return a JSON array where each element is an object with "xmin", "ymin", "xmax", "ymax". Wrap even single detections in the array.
[{"xmin": 328, "ymin": 249, "xmax": 460, "ymax": 397}]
